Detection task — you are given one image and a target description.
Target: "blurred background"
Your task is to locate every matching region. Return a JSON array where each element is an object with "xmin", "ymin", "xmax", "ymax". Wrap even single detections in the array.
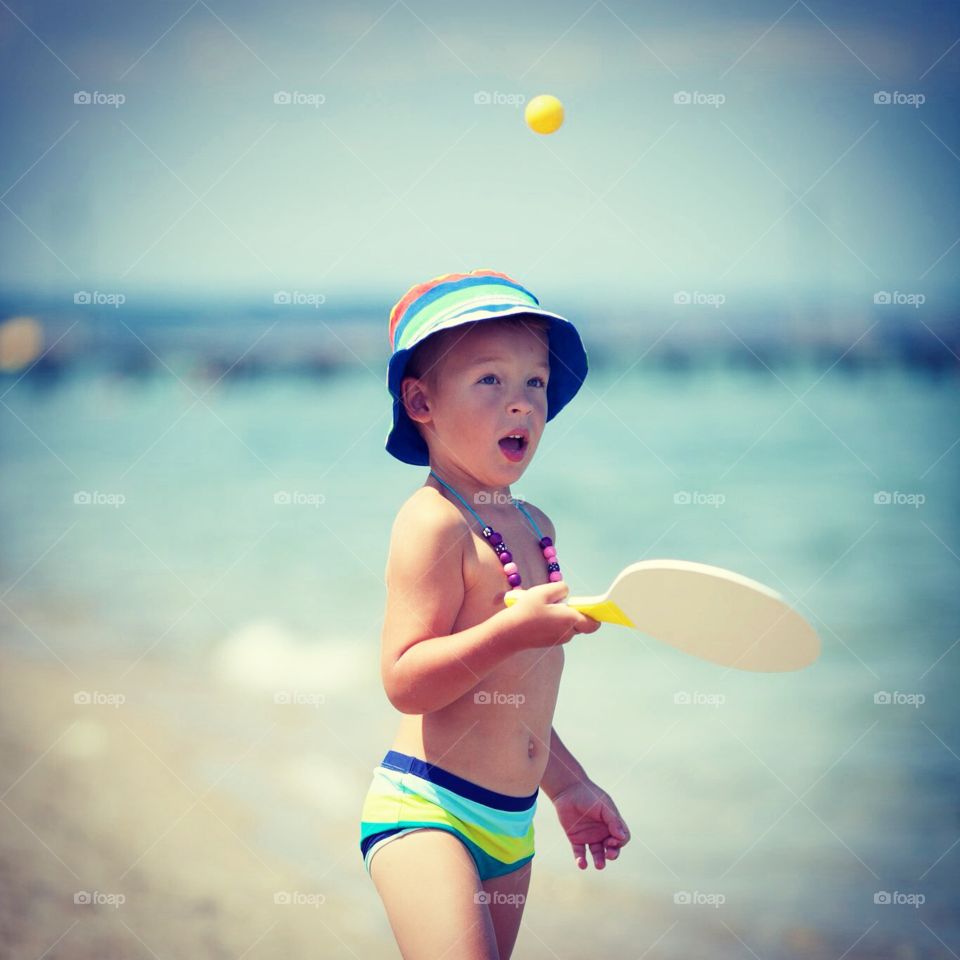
[{"xmin": 1, "ymin": 1, "xmax": 958, "ymax": 957}]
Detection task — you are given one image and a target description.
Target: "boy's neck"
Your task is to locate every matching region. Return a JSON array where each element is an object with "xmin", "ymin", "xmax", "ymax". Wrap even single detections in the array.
[{"xmin": 426, "ymin": 465, "xmax": 515, "ymax": 517}]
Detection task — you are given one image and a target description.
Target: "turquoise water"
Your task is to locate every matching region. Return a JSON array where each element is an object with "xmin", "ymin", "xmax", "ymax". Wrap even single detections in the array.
[{"xmin": 2, "ymin": 362, "xmax": 958, "ymax": 956}]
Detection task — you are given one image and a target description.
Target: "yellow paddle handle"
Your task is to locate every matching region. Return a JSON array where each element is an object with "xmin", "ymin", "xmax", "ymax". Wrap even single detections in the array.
[{"xmin": 503, "ymin": 593, "xmax": 636, "ymax": 628}]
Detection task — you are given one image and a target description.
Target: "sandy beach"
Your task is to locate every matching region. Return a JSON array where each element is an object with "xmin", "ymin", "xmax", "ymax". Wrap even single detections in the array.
[{"xmin": 3, "ymin": 643, "xmax": 954, "ymax": 959}]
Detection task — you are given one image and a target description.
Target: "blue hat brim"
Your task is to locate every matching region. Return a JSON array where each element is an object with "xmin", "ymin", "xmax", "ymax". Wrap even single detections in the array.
[{"xmin": 385, "ymin": 308, "xmax": 588, "ymax": 466}]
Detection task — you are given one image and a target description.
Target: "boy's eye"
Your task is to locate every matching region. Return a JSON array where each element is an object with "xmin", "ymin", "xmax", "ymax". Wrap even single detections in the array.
[
  {"xmin": 479, "ymin": 374, "xmax": 498, "ymax": 384},
  {"xmin": 477, "ymin": 374, "xmax": 547, "ymax": 388}
]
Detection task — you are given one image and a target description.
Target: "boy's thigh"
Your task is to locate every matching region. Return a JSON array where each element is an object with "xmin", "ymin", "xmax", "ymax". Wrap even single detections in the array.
[
  {"xmin": 481, "ymin": 860, "xmax": 532, "ymax": 960},
  {"xmin": 369, "ymin": 827, "xmax": 499, "ymax": 960}
]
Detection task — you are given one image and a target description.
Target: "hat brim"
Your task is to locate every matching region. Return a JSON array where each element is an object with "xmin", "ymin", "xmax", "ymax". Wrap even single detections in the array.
[{"xmin": 385, "ymin": 306, "xmax": 588, "ymax": 466}]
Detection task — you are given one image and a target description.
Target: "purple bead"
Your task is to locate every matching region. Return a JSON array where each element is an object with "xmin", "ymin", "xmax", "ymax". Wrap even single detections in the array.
[
  {"xmin": 499, "ymin": 551, "xmax": 512, "ymax": 564},
  {"xmin": 489, "ymin": 531, "xmax": 503, "ymax": 546},
  {"xmin": 547, "ymin": 561, "xmax": 560, "ymax": 573},
  {"xmin": 540, "ymin": 536, "xmax": 552, "ymax": 548},
  {"xmin": 482, "ymin": 526, "xmax": 494, "ymax": 538},
  {"xmin": 507, "ymin": 573, "xmax": 522, "ymax": 587}
]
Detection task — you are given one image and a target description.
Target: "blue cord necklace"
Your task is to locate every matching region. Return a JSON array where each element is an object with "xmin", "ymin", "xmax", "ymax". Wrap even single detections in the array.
[{"xmin": 428, "ymin": 470, "xmax": 562, "ymax": 589}]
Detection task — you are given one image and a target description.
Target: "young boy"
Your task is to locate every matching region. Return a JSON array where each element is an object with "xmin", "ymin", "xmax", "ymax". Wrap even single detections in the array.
[{"xmin": 359, "ymin": 270, "xmax": 631, "ymax": 960}]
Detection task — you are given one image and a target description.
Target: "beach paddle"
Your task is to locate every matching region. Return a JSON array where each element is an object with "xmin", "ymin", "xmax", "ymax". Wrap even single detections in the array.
[{"xmin": 504, "ymin": 559, "xmax": 820, "ymax": 672}]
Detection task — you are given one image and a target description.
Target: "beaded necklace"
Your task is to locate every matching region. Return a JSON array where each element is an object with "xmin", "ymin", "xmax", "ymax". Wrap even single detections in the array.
[{"xmin": 428, "ymin": 470, "xmax": 562, "ymax": 588}]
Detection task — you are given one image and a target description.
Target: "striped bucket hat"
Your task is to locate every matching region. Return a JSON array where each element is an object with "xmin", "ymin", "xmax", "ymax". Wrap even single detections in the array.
[{"xmin": 386, "ymin": 269, "xmax": 588, "ymax": 465}]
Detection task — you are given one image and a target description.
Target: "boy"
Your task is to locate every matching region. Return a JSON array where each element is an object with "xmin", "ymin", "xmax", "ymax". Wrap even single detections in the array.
[{"xmin": 359, "ymin": 270, "xmax": 631, "ymax": 960}]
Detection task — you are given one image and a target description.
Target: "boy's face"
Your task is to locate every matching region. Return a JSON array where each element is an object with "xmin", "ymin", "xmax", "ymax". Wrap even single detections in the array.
[{"xmin": 402, "ymin": 321, "xmax": 550, "ymax": 484}]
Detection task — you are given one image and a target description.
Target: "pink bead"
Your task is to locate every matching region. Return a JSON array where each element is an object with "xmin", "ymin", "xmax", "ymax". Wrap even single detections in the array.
[
  {"xmin": 542, "ymin": 546, "xmax": 556, "ymax": 559},
  {"xmin": 502, "ymin": 561, "xmax": 518, "ymax": 575},
  {"xmin": 548, "ymin": 571, "xmax": 563, "ymax": 582}
]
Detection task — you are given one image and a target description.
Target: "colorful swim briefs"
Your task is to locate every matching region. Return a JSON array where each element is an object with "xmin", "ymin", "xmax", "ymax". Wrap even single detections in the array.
[{"xmin": 359, "ymin": 749, "xmax": 539, "ymax": 881}]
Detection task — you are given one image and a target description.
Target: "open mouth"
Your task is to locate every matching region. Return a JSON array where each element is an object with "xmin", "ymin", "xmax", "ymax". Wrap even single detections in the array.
[{"xmin": 498, "ymin": 432, "xmax": 528, "ymax": 462}]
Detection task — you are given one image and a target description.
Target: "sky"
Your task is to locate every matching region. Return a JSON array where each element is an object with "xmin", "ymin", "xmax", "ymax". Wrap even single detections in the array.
[{"xmin": 1, "ymin": 0, "xmax": 958, "ymax": 310}]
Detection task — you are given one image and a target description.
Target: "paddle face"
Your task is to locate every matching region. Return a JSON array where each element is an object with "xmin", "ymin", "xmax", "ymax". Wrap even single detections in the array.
[{"xmin": 565, "ymin": 559, "xmax": 821, "ymax": 672}]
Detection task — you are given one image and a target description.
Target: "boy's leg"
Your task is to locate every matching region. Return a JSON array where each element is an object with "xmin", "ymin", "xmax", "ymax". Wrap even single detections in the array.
[
  {"xmin": 480, "ymin": 860, "xmax": 532, "ymax": 960},
  {"xmin": 369, "ymin": 827, "xmax": 500, "ymax": 960}
]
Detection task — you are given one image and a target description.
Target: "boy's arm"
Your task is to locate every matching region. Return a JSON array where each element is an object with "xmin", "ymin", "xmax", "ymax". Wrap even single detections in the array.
[
  {"xmin": 540, "ymin": 725, "xmax": 590, "ymax": 800},
  {"xmin": 380, "ymin": 496, "xmax": 524, "ymax": 715}
]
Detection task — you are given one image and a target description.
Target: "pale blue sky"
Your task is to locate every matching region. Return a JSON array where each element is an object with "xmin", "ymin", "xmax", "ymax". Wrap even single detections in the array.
[{"xmin": 1, "ymin": 0, "xmax": 958, "ymax": 308}]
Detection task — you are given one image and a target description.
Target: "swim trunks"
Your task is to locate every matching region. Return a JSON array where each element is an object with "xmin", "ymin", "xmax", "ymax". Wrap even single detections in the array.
[{"xmin": 359, "ymin": 749, "xmax": 539, "ymax": 881}]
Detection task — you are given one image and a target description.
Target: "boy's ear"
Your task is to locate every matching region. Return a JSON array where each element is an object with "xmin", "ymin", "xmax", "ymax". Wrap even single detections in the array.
[{"xmin": 401, "ymin": 375, "xmax": 432, "ymax": 424}]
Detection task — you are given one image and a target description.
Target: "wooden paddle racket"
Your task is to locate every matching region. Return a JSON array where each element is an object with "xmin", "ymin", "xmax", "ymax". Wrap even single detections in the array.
[{"xmin": 504, "ymin": 559, "xmax": 820, "ymax": 672}]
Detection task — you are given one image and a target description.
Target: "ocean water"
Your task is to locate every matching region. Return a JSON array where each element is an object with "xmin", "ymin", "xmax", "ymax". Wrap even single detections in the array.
[{"xmin": 2, "ymin": 360, "xmax": 958, "ymax": 956}]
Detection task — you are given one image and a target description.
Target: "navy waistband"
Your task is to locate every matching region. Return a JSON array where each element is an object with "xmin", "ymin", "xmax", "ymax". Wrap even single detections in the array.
[{"xmin": 380, "ymin": 749, "xmax": 539, "ymax": 811}]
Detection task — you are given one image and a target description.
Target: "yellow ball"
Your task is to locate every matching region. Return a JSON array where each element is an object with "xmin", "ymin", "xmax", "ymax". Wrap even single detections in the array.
[{"xmin": 525, "ymin": 94, "xmax": 564, "ymax": 134}]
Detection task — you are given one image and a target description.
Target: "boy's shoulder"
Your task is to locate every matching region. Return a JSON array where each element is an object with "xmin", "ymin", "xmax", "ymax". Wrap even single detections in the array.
[{"xmin": 392, "ymin": 485, "xmax": 472, "ymax": 540}]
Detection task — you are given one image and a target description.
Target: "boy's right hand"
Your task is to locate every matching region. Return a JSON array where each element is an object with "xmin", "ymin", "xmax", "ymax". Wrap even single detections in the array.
[{"xmin": 502, "ymin": 581, "xmax": 602, "ymax": 649}]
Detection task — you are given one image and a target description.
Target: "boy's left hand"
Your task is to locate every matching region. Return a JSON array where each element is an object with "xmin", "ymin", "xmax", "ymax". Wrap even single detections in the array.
[{"xmin": 550, "ymin": 779, "xmax": 631, "ymax": 870}]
